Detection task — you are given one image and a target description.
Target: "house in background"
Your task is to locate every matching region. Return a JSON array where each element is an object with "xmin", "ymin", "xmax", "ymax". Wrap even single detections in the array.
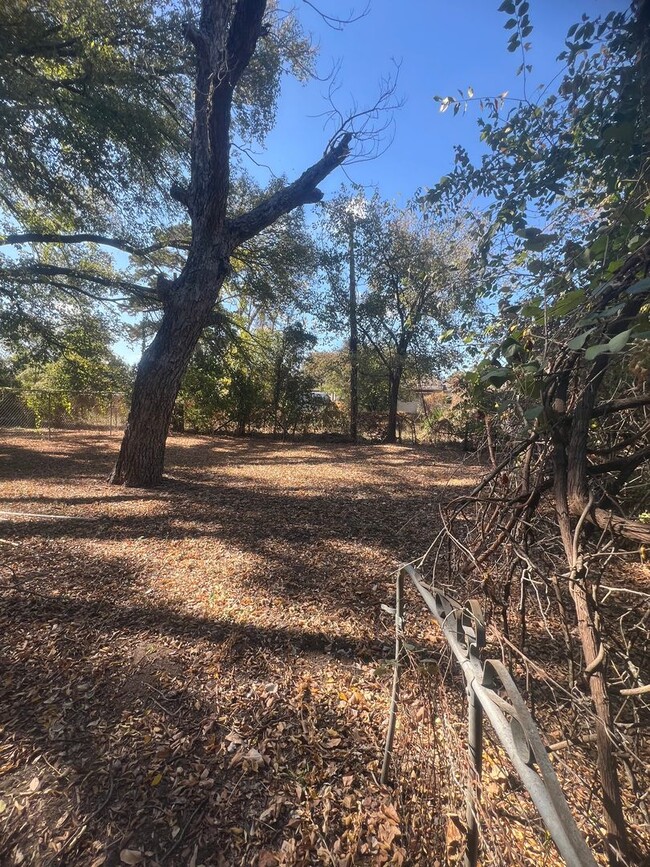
[{"xmin": 397, "ymin": 378, "xmax": 449, "ymax": 415}]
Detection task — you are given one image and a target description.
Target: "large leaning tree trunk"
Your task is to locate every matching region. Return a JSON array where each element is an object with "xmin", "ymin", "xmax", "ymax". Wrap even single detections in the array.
[{"xmin": 110, "ymin": 0, "xmax": 351, "ymax": 486}]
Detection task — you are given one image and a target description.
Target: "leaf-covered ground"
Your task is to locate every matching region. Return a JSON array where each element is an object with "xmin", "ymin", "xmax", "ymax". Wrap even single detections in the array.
[{"xmin": 0, "ymin": 432, "xmax": 479, "ymax": 866}]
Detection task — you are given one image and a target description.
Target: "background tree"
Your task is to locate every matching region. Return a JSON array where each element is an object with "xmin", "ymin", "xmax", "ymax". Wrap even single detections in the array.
[
  {"xmin": 106, "ymin": 0, "xmax": 384, "ymax": 486},
  {"xmin": 267, "ymin": 322, "xmax": 317, "ymax": 436},
  {"xmin": 319, "ymin": 189, "xmax": 372, "ymax": 442},
  {"xmin": 15, "ymin": 315, "xmax": 133, "ymax": 426},
  {"xmin": 357, "ymin": 207, "xmax": 470, "ymax": 442},
  {"xmin": 307, "ymin": 346, "xmax": 392, "ymax": 416}
]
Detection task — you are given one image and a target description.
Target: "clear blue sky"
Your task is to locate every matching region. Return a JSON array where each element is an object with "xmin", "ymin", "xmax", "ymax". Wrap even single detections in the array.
[{"xmin": 250, "ymin": 0, "xmax": 628, "ymax": 202}]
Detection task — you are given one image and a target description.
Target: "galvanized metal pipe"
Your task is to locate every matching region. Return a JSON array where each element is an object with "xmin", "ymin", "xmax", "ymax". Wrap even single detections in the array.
[{"xmin": 396, "ymin": 564, "xmax": 598, "ymax": 867}]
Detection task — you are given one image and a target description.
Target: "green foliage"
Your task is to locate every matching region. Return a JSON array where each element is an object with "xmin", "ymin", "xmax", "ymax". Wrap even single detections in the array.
[
  {"xmin": 179, "ymin": 321, "xmax": 319, "ymax": 436},
  {"xmin": 0, "ymin": 0, "xmax": 321, "ymax": 362},
  {"xmin": 16, "ymin": 316, "xmax": 133, "ymax": 425},
  {"xmin": 233, "ymin": 4, "xmax": 316, "ymax": 147},
  {"xmin": 357, "ymin": 206, "xmax": 473, "ymax": 376},
  {"xmin": 307, "ymin": 348, "xmax": 392, "ymax": 414},
  {"xmin": 426, "ymin": 2, "xmax": 650, "ymax": 433},
  {"xmin": 226, "ymin": 178, "xmax": 319, "ymax": 320},
  {"xmin": 0, "ymin": 0, "xmax": 189, "ymax": 231},
  {"xmin": 0, "ymin": 242, "xmax": 146, "ymax": 358},
  {"xmin": 267, "ymin": 322, "xmax": 317, "ymax": 435},
  {"xmin": 318, "ymin": 194, "xmax": 477, "ymax": 439},
  {"xmin": 0, "ymin": 0, "xmax": 314, "ymax": 234},
  {"xmin": 428, "ymin": 4, "xmax": 648, "ymax": 293}
]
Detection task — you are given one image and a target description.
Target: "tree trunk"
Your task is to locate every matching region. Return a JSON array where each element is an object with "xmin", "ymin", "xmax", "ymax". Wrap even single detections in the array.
[
  {"xmin": 550, "ymin": 414, "xmax": 629, "ymax": 865},
  {"xmin": 107, "ymin": 0, "xmax": 353, "ymax": 487},
  {"xmin": 348, "ymin": 218, "xmax": 358, "ymax": 443},
  {"xmin": 570, "ymin": 568, "xmax": 628, "ymax": 866},
  {"xmin": 386, "ymin": 366, "xmax": 403, "ymax": 444},
  {"xmin": 272, "ymin": 350, "xmax": 284, "ymax": 436},
  {"xmin": 484, "ymin": 414, "xmax": 497, "ymax": 467},
  {"xmin": 110, "ymin": 264, "xmax": 227, "ymax": 486}
]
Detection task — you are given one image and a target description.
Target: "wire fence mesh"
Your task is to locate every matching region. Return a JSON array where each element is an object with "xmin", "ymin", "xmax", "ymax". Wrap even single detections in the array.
[{"xmin": 0, "ymin": 388, "xmax": 130, "ymax": 436}]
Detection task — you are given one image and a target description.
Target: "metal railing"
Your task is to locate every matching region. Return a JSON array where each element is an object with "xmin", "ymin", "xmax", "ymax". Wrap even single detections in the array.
[{"xmin": 381, "ymin": 564, "xmax": 598, "ymax": 867}]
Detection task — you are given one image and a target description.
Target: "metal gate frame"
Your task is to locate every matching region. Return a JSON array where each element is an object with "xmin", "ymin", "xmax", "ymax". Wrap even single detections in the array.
[{"xmin": 381, "ymin": 564, "xmax": 598, "ymax": 867}]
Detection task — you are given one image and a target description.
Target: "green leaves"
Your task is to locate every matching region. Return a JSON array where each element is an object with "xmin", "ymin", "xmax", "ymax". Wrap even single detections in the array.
[
  {"xmin": 517, "ymin": 290, "xmax": 586, "ymax": 326},
  {"xmin": 629, "ymin": 277, "xmax": 650, "ymax": 296},
  {"xmin": 602, "ymin": 122, "xmax": 635, "ymax": 143},
  {"xmin": 546, "ymin": 290, "xmax": 585, "ymax": 319},
  {"xmin": 480, "ymin": 367, "xmax": 512, "ymax": 387},
  {"xmin": 523, "ymin": 233, "xmax": 558, "ymax": 252},
  {"xmin": 0, "ymin": 0, "xmax": 192, "ymax": 227},
  {"xmin": 523, "ymin": 405, "xmax": 543, "ymax": 421},
  {"xmin": 566, "ymin": 329, "xmax": 594, "ymax": 351},
  {"xmin": 584, "ymin": 329, "xmax": 633, "ymax": 361},
  {"xmin": 515, "ymin": 227, "xmax": 558, "ymax": 252}
]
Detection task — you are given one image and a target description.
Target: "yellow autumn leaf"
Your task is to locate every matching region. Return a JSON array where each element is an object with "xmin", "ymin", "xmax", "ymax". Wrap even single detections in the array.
[{"xmin": 151, "ymin": 772, "xmax": 163, "ymax": 786}]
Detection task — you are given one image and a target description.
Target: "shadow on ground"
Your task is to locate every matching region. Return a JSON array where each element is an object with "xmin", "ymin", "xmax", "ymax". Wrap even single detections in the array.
[{"xmin": 0, "ymin": 432, "xmax": 478, "ymax": 865}]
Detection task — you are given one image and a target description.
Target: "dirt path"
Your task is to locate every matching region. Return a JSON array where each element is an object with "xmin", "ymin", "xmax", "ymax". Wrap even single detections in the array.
[{"xmin": 0, "ymin": 433, "xmax": 478, "ymax": 866}]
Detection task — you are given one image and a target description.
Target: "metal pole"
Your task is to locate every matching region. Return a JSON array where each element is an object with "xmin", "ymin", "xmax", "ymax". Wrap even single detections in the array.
[
  {"xmin": 348, "ymin": 214, "xmax": 358, "ymax": 443},
  {"xmin": 402, "ymin": 565, "xmax": 598, "ymax": 867},
  {"xmin": 381, "ymin": 568, "xmax": 405, "ymax": 785},
  {"xmin": 465, "ymin": 602, "xmax": 484, "ymax": 867},
  {"xmin": 465, "ymin": 681, "xmax": 483, "ymax": 867}
]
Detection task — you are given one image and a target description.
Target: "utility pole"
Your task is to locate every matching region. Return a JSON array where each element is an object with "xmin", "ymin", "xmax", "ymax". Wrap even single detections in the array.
[{"xmin": 348, "ymin": 214, "xmax": 358, "ymax": 443}]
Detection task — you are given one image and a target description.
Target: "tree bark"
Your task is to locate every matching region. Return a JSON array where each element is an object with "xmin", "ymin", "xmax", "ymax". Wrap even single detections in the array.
[
  {"xmin": 547, "ymin": 381, "xmax": 629, "ymax": 865},
  {"xmin": 484, "ymin": 414, "xmax": 497, "ymax": 468},
  {"xmin": 110, "ymin": 260, "xmax": 228, "ymax": 485},
  {"xmin": 570, "ymin": 566, "xmax": 628, "ymax": 866},
  {"xmin": 386, "ymin": 362, "xmax": 403, "ymax": 443}
]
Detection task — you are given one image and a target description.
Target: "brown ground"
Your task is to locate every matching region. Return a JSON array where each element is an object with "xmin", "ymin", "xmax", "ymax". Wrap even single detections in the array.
[{"xmin": 0, "ymin": 432, "xmax": 479, "ymax": 867}]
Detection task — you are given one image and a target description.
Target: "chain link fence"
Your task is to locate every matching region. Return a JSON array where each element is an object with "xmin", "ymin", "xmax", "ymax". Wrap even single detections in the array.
[{"xmin": 0, "ymin": 388, "xmax": 130, "ymax": 436}]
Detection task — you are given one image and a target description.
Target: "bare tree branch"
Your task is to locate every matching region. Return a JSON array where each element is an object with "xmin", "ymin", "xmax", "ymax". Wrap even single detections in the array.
[
  {"xmin": 1, "ymin": 232, "xmax": 190, "ymax": 257},
  {"xmin": 592, "ymin": 395, "xmax": 650, "ymax": 418},
  {"xmin": 301, "ymin": 1, "xmax": 370, "ymax": 30},
  {"xmin": 227, "ymin": 133, "xmax": 352, "ymax": 248}
]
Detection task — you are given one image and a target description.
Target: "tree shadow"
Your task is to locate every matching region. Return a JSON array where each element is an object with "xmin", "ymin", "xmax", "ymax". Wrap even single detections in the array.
[
  {"xmin": 0, "ymin": 432, "xmax": 476, "ymax": 864},
  {"xmin": 0, "ymin": 547, "xmax": 392, "ymax": 866},
  {"xmin": 1, "ymin": 472, "xmax": 475, "ymax": 633}
]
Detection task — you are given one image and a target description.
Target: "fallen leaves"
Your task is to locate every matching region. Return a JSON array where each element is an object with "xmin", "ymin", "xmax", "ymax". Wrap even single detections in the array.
[
  {"xmin": 0, "ymin": 433, "xmax": 480, "ymax": 865},
  {"xmin": 119, "ymin": 849, "xmax": 143, "ymax": 864}
]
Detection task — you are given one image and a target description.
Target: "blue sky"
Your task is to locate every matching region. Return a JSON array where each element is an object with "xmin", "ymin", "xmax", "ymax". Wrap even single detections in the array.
[{"xmin": 249, "ymin": 0, "xmax": 628, "ymax": 203}]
